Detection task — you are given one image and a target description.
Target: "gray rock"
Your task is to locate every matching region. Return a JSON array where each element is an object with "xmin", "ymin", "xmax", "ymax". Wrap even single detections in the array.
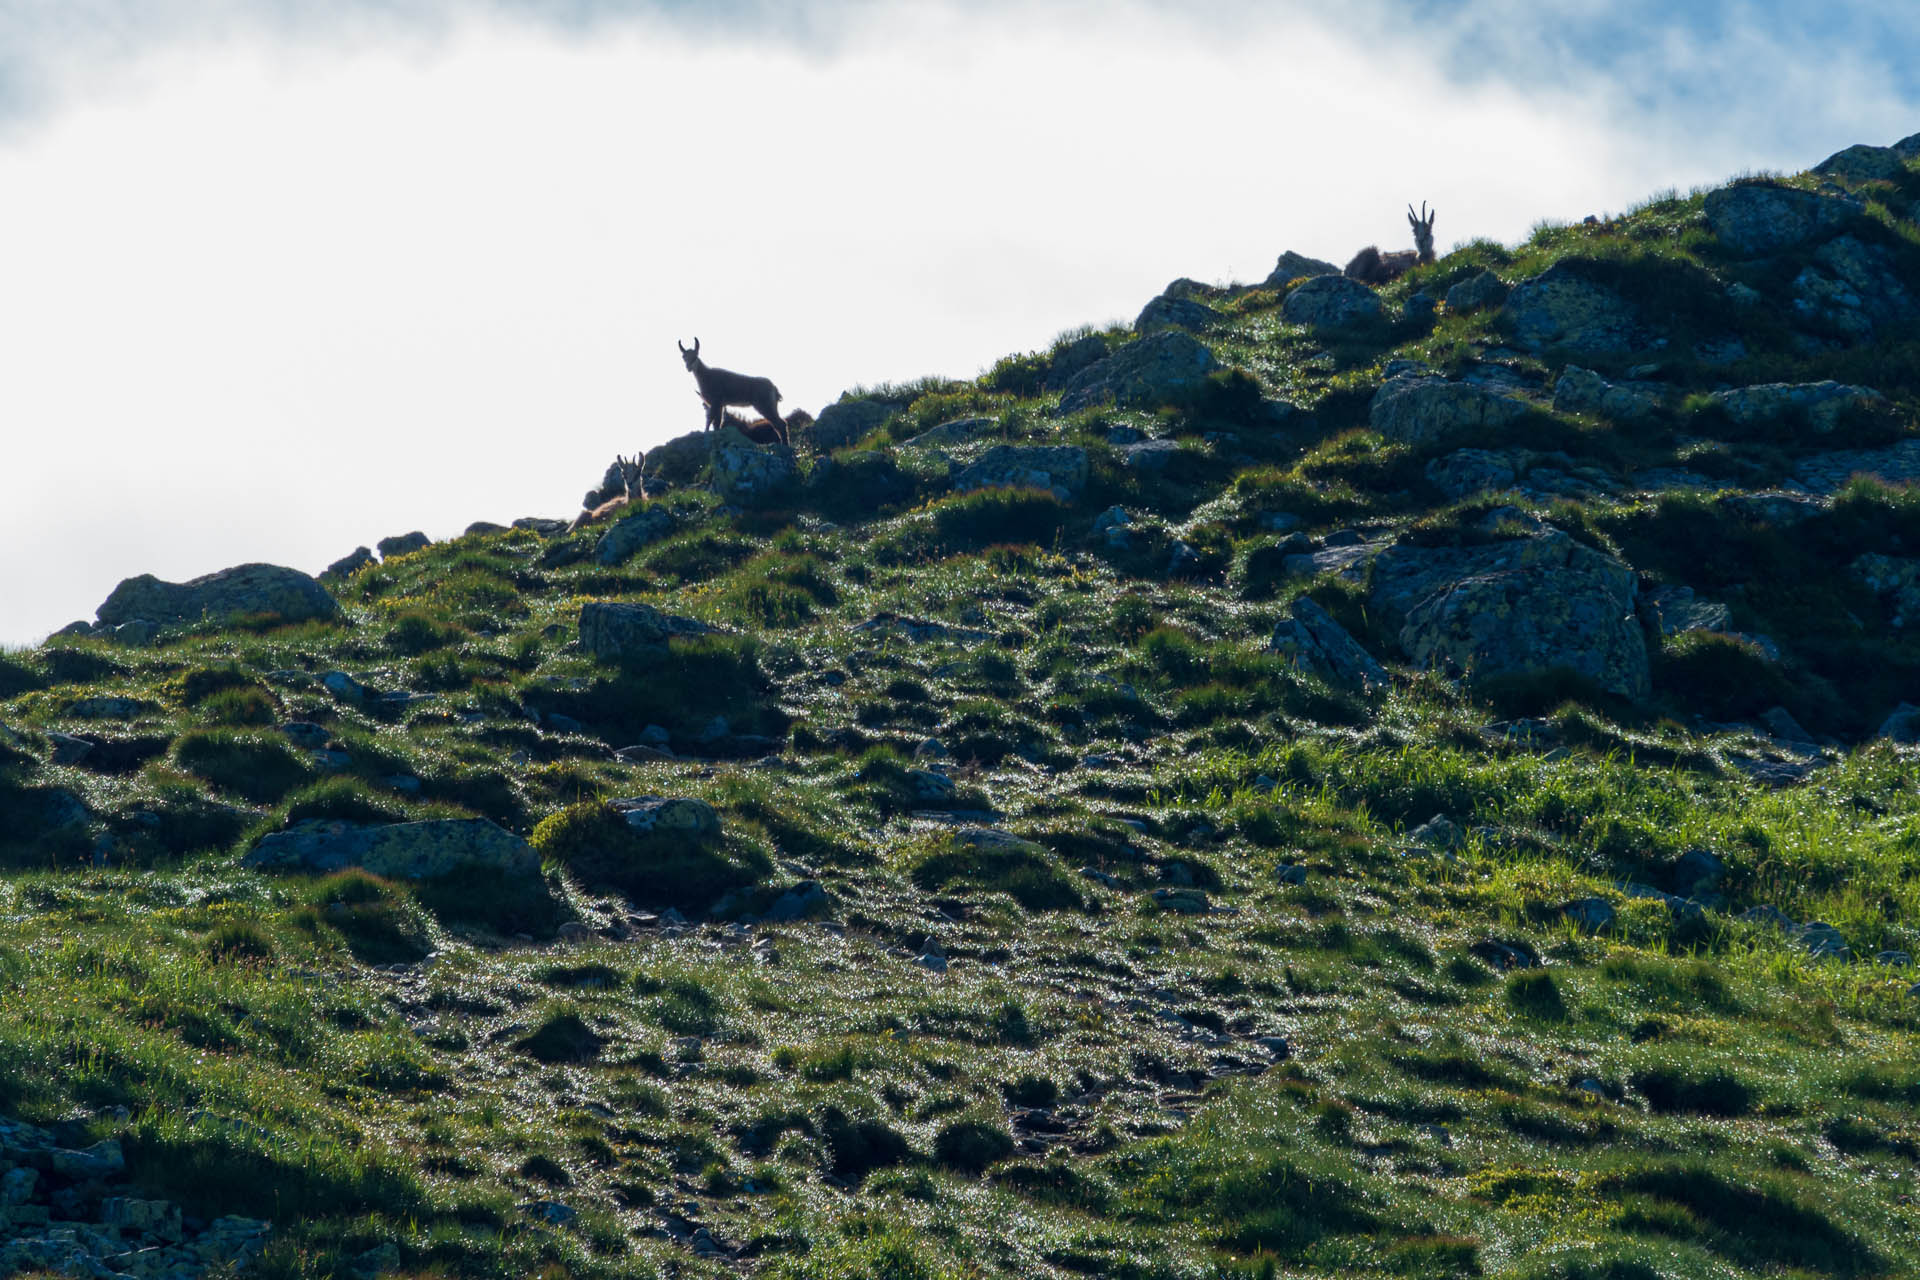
[
  {"xmin": 760, "ymin": 880, "xmax": 828, "ymax": 922},
  {"xmin": 594, "ymin": 504, "xmax": 676, "ymax": 566},
  {"xmin": 1403, "ymin": 292, "xmax": 1437, "ymax": 326},
  {"xmin": 1121, "ymin": 438, "xmax": 1183, "ymax": 472},
  {"xmin": 711, "ymin": 426, "xmax": 800, "ymax": 504},
  {"xmin": 1638, "ymin": 584, "xmax": 1731, "ymax": 637},
  {"xmin": 579, "ymin": 601, "xmax": 719, "ymax": 663},
  {"xmin": 1425, "ymin": 448, "xmax": 1525, "ymax": 500},
  {"xmin": 1851, "ymin": 554, "xmax": 1920, "ymax": 625},
  {"xmin": 1369, "ymin": 374, "xmax": 1530, "ymax": 447},
  {"xmin": 321, "ymin": 670, "xmax": 367, "ymax": 702},
  {"xmin": 377, "ymin": 531, "xmax": 431, "ymax": 558},
  {"xmin": 1263, "ymin": 250, "xmax": 1341, "ymax": 285},
  {"xmin": 1795, "ymin": 439, "xmax": 1920, "ymax": 494},
  {"xmin": 324, "ymin": 546, "xmax": 376, "ymax": 579},
  {"xmin": 1706, "ymin": 380, "xmax": 1884, "ymax": 434},
  {"xmin": 1895, "ymin": 132, "xmax": 1920, "ymax": 161},
  {"xmin": 1553, "ymin": 366, "xmax": 1667, "ymax": 423},
  {"xmin": 1792, "ymin": 920, "xmax": 1851, "ymax": 961},
  {"xmin": 1444, "ymin": 269, "xmax": 1508, "ymax": 313},
  {"xmin": 513, "ymin": 517, "xmax": 571, "ymax": 536},
  {"xmin": 1874, "ymin": 950, "xmax": 1912, "ymax": 968},
  {"xmin": 1268, "ymin": 596, "xmax": 1388, "ymax": 691},
  {"xmin": 910, "ymin": 416, "xmax": 996, "ymax": 447},
  {"xmin": 464, "ymin": 521, "xmax": 508, "ymax": 536},
  {"xmin": 1370, "ymin": 527, "xmax": 1649, "ymax": 700},
  {"xmin": 1703, "ymin": 181, "xmax": 1864, "ymax": 256},
  {"xmin": 610, "ymin": 795, "xmax": 722, "ymax": 844},
  {"xmin": 1409, "ymin": 815, "xmax": 1465, "ymax": 851},
  {"xmin": 640, "ymin": 429, "xmax": 714, "ymax": 489},
  {"xmin": 46, "ymin": 732, "xmax": 93, "ymax": 765},
  {"xmin": 1151, "ymin": 887, "xmax": 1210, "ymax": 914},
  {"xmin": 1136, "ymin": 290, "xmax": 1219, "ymax": 333},
  {"xmin": 1055, "ymin": 330, "xmax": 1219, "ymax": 414},
  {"xmin": 49, "ymin": 1140, "xmax": 124, "ymax": 1179},
  {"xmin": 1560, "ymin": 897, "xmax": 1616, "ymax": 933},
  {"xmin": 1813, "ymin": 143, "xmax": 1907, "ymax": 185},
  {"xmin": 953, "ymin": 444, "xmax": 1088, "ymax": 495},
  {"xmin": 1876, "ymin": 702, "xmax": 1920, "ymax": 744},
  {"xmin": 1795, "ymin": 235, "xmax": 1916, "ymax": 338},
  {"xmin": 246, "ymin": 818, "xmax": 541, "ymax": 880},
  {"xmin": 96, "ymin": 562, "xmax": 341, "ymax": 630},
  {"xmin": 1672, "ymin": 848, "xmax": 1725, "ymax": 895},
  {"xmin": 908, "ymin": 769, "xmax": 958, "ymax": 807},
  {"xmin": 1280, "ymin": 274, "xmax": 1383, "ymax": 331},
  {"xmin": 1499, "ymin": 261, "xmax": 1642, "ymax": 354},
  {"xmin": 811, "ymin": 398, "xmax": 899, "ymax": 450},
  {"xmin": 65, "ymin": 696, "xmax": 146, "ymax": 719}
]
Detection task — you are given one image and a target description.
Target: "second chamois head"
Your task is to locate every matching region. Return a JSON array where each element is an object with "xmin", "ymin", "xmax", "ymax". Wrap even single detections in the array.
[{"xmin": 679, "ymin": 338, "xmax": 786, "ymax": 438}]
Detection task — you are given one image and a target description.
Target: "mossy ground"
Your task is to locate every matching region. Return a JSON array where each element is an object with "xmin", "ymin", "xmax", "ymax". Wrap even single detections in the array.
[{"xmin": 2, "ymin": 153, "xmax": 1919, "ymax": 1278}]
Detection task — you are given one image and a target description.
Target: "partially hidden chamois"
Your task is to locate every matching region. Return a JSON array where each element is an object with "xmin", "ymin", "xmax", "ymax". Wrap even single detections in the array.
[
  {"xmin": 1344, "ymin": 202, "xmax": 1436, "ymax": 286},
  {"xmin": 566, "ymin": 453, "xmax": 645, "ymax": 533},
  {"xmin": 719, "ymin": 409, "xmax": 792, "ymax": 446},
  {"xmin": 679, "ymin": 338, "xmax": 786, "ymax": 439}
]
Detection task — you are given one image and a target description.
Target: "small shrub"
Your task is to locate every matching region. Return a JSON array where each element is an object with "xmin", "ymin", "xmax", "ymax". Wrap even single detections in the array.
[
  {"xmin": 172, "ymin": 730, "xmax": 311, "ymax": 804},
  {"xmin": 294, "ymin": 869, "xmax": 434, "ymax": 965},
  {"xmin": 1505, "ymin": 969, "xmax": 1568, "ymax": 1020},
  {"xmin": 516, "ymin": 1009, "xmax": 603, "ymax": 1063},
  {"xmin": 818, "ymin": 1106, "xmax": 914, "ymax": 1183}
]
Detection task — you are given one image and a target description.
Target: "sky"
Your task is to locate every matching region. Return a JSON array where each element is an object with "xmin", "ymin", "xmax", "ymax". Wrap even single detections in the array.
[{"xmin": 1, "ymin": 0, "xmax": 1916, "ymax": 648}]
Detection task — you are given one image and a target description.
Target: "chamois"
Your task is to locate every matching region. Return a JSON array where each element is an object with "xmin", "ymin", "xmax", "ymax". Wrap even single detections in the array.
[
  {"xmin": 679, "ymin": 338, "xmax": 785, "ymax": 435},
  {"xmin": 1344, "ymin": 203, "xmax": 1436, "ymax": 286},
  {"xmin": 719, "ymin": 409, "xmax": 791, "ymax": 446},
  {"xmin": 567, "ymin": 453, "xmax": 645, "ymax": 533}
]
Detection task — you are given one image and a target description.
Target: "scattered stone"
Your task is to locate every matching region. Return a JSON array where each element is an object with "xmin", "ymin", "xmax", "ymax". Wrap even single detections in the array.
[
  {"xmin": 1267, "ymin": 596, "xmax": 1388, "ymax": 691},
  {"xmin": 520, "ymin": 1200, "xmax": 577, "ymax": 1226},
  {"xmin": 1273, "ymin": 863, "xmax": 1308, "ymax": 886},
  {"xmin": 1279, "ymin": 274, "xmax": 1383, "ymax": 331},
  {"xmin": 1151, "ymin": 887, "xmax": 1210, "ymax": 914},
  {"xmin": 279, "ymin": 721, "xmax": 331, "ymax": 749},
  {"xmin": 96, "ymin": 562, "xmax": 341, "ymax": 630},
  {"xmin": 1254, "ymin": 1035, "xmax": 1292, "ymax": 1058},
  {"xmin": 245, "ymin": 818, "xmax": 541, "ymax": 880},
  {"xmin": 1469, "ymin": 939, "xmax": 1540, "ymax": 970},
  {"xmin": 377, "ymin": 531, "xmax": 432, "ymax": 558},
  {"xmin": 1409, "ymin": 815, "xmax": 1465, "ymax": 851},
  {"xmin": 65, "ymin": 696, "xmax": 146, "ymax": 719},
  {"xmin": 1875, "ymin": 702, "xmax": 1920, "ymax": 744},
  {"xmin": 611, "ymin": 796, "xmax": 722, "ymax": 844},
  {"xmin": 1814, "ymin": 143, "xmax": 1908, "ymax": 184},
  {"xmin": 1875, "ymin": 950, "xmax": 1912, "ymax": 968},
  {"xmin": 910, "ymin": 416, "xmax": 997, "ymax": 447},
  {"xmin": 1121, "ymin": 438, "xmax": 1183, "ymax": 472},
  {"xmin": 711, "ymin": 424, "xmax": 800, "ymax": 503},
  {"xmin": 1402, "ymin": 292, "xmax": 1436, "ymax": 325},
  {"xmin": 1703, "ymin": 181, "xmax": 1864, "ymax": 256},
  {"xmin": 759, "ymin": 880, "xmax": 828, "ymax": 922},
  {"xmin": 908, "ymin": 769, "xmax": 959, "ymax": 808},
  {"xmin": 1792, "ymin": 920, "xmax": 1851, "ymax": 961},
  {"xmin": 1135, "ymin": 287, "xmax": 1220, "ymax": 333},
  {"xmin": 1705, "ymin": 380, "xmax": 1884, "ymax": 435}
]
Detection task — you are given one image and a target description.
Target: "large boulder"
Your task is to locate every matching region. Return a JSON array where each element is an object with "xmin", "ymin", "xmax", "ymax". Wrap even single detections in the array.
[
  {"xmin": 1702, "ymin": 182, "xmax": 1863, "ymax": 256},
  {"xmin": 1498, "ymin": 262, "xmax": 1642, "ymax": 354},
  {"xmin": 1135, "ymin": 286, "xmax": 1220, "ymax": 333},
  {"xmin": 1268, "ymin": 597, "xmax": 1388, "ymax": 691},
  {"xmin": 710, "ymin": 425, "xmax": 799, "ymax": 504},
  {"xmin": 1369, "ymin": 525, "xmax": 1648, "ymax": 699},
  {"xmin": 245, "ymin": 818, "xmax": 540, "ymax": 880},
  {"xmin": 1705, "ymin": 380, "xmax": 1885, "ymax": 434},
  {"xmin": 1280, "ymin": 275, "xmax": 1383, "ymax": 331},
  {"xmin": 1055, "ymin": 331, "xmax": 1219, "ymax": 414},
  {"xmin": 579, "ymin": 601, "xmax": 720, "ymax": 663},
  {"xmin": 594, "ymin": 505, "xmax": 677, "ymax": 566},
  {"xmin": 1813, "ymin": 144, "xmax": 1908, "ymax": 185},
  {"xmin": 1369, "ymin": 374, "xmax": 1530, "ymax": 447},
  {"xmin": 952, "ymin": 445, "xmax": 1088, "ymax": 496},
  {"xmin": 1262, "ymin": 250, "xmax": 1341, "ymax": 285},
  {"xmin": 1793, "ymin": 236, "xmax": 1916, "ymax": 339},
  {"xmin": 812, "ymin": 398, "xmax": 901, "ymax": 450},
  {"xmin": 96, "ymin": 563, "xmax": 340, "ymax": 630}
]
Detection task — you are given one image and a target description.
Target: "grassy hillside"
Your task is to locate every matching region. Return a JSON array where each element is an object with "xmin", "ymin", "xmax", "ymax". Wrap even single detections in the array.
[{"xmin": 1, "ymin": 142, "xmax": 1919, "ymax": 1279}]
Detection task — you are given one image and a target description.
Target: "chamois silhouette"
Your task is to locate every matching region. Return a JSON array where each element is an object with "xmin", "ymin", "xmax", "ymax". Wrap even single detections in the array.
[
  {"xmin": 719, "ymin": 409, "xmax": 791, "ymax": 446},
  {"xmin": 567, "ymin": 453, "xmax": 645, "ymax": 533},
  {"xmin": 679, "ymin": 338, "xmax": 785, "ymax": 437},
  {"xmin": 1345, "ymin": 203, "xmax": 1436, "ymax": 286}
]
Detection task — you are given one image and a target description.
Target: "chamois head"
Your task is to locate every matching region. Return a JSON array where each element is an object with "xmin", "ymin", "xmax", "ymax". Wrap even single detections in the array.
[
  {"xmin": 678, "ymin": 337, "xmax": 702, "ymax": 371},
  {"xmin": 1408, "ymin": 202, "xmax": 1436, "ymax": 264}
]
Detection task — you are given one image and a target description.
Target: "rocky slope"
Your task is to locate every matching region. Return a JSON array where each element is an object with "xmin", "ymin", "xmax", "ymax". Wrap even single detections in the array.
[{"xmin": 1, "ymin": 136, "xmax": 1919, "ymax": 1280}]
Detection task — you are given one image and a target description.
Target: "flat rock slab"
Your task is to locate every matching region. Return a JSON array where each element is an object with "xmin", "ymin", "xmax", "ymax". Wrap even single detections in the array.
[
  {"xmin": 96, "ymin": 563, "xmax": 340, "ymax": 629},
  {"xmin": 245, "ymin": 817, "xmax": 540, "ymax": 880}
]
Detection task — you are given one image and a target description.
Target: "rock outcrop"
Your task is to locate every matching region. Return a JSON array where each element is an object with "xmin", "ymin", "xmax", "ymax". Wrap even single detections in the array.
[
  {"xmin": 1055, "ymin": 331, "xmax": 1219, "ymax": 414},
  {"xmin": 96, "ymin": 564, "xmax": 341, "ymax": 631}
]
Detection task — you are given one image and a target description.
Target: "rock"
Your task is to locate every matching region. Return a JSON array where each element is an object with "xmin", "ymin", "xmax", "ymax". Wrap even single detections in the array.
[
  {"xmin": 579, "ymin": 601, "xmax": 719, "ymax": 663},
  {"xmin": 1268, "ymin": 596, "xmax": 1388, "ymax": 691},
  {"xmin": 1705, "ymin": 380, "xmax": 1884, "ymax": 434},
  {"xmin": 1121, "ymin": 438, "xmax": 1182, "ymax": 472},
  {"xmin": 1135, "ymin": 289, "xmax": 1219, "ymax": 333},
  {"xmin": 1812, "ymin": 143, "xmax": 1908, "ymax": 185},
  {"xmin": 1552, "ymin": 366, "xmax": 1667, "ymax": 423},
  {"xmin": 1273, "ymin": 863, "xmax": 1308, "ymax": 886},
  {"xmin": 1055, "ymin": 330, "xmax": 1220, "ymax": 415},
  {"xmin": 1469, "ymin": 939, "xmax": 1540, "ymax": 970},
  {"xmin": 1402, "ymin": 292, "xmax": 1436, "ymax": 325},
  {"xmin": 638, "ymin": 429, "xmax": 713, "ymax": 490},
  {"xmin": 65, "ymin": 696, "xmax": 146, "ymax": 720},
  {"xmin": 711, "ymin": 425, "xmax": 800, "ymax": 503},
  {"xmin": 1703, "ymin": 181, "xmax": 1864, "ymax": 256},
  {"xmin": 1499, "ymin": 261, "xmax": 1642, "ymax": 354},
  {"xmin": 908, "ymin": 769, "xmax": 958, "ymax": 808},
  {"xmin": 1425, "ymin": 448, "xmax": 1526, "ymax": 500},
  {"xmin": 1444, "ymin": 269, "xmax": 1508, "ymax": 313},
  {"xmin": 1758, "ymin": 706, "xmax": 1818, "ymax": 746},
  {"xmin": 377, "ymin": 531, "xmax": 431, "ymax": 558},
  {"xmin": 1791, "ymin": 920, "xmax": 1851, "ymax": 961},
  {"xmin": 46, "ymin": 732, "xmax": 93, "ymax": 765},
  {"xmin": 247, "ymin": 817, "xmax": 539, "ymax": 880},
  {"xmin": 1279, "ymin": 274, "xmax": 1383, "ymax": 331},
  {"xmin": 915, "ymin": 950, "xmax": 949, "ymax": 973},
  {"xmin": 1672, "ymin": 848, "xmax": 1725, "ymax": 896},
  {"xmin": 1638, "ymin": 585, "xmax": 1731, "ymax": 637},
  {"xmin": 96, "ymin": 562, "xmax": 341, "ymax": 630},
  {"xmin": 521, "ymin": 1200, "xmax": 577, "ymax": 1226},
  {"xmin": 1560, "ymin": 897, "xmax": 1616, "ymax": 933},
  {"xmin": 953, "ymin": 444, "xmax": 1088, "ymax": 496},
  {"xmin": 49, "ymin": 1140, "xmax": 124, "ymax": 1179},
  {"xmin": 1874, "ymin": 950, "xmax": 1911, "ymax": 968},
  {"xmin": 910, "ymin": 416, "xmax": 996, "ymax": 447},
  {"xmin": 320, "ymin": 670, "xmax": 367, "ymax": 702},
  {"xmin": 1878, "ymin": 703, "xmax": 1920, "ymax": 744},
  {"xmin": 1796, "ymin": 235, "xmax": 1917, "ymax": 338},
  {"xmin": 1795, "ymin": 439, "xmax": 1920, "ymax": 494},
  {"xmin": 514, "ymin": 517, "xmax": 570, "ymax": 535},
  {"xmin": 1370, "ymin": 527, "xmax": 1649, "ymax": 700},
  {"xmin": 594, "ymin": 504, "xmax": 676, "ymax": 566},
  {"xmin": 811, "ymin": 398, "xmax": 899, "ymax": 450},
  {"xmin": 324, "ymin": 547, "xmax": 376, "ymax": 579},
  {"xmin": 1151, "ymin": 887, "xmax": 1210, "ymax": 914},
  {"xmin": 464, "ymin": 521, "xmax": 508, "ymax": 536},
  {"xmin": 1409, "ymin": 815, "xmax": 1464, "ymax": 851},
  {"xmin": 760, "ymin": 880, "xmax": 828, "ymax": 922},
  {"xmin": 1369, "ymin": 374, "xmax": 1530, "ymax": 447},
  {"xmin": 1263, "ymin": 250, "xmax": 1341, "ymax": 285},
  {"xmin": 610, "ymin": 796, "xmax": 722, "ymax": 844}
]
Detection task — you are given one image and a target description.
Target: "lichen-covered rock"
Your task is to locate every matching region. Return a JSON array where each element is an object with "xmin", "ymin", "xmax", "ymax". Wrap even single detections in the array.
[
  {"xmin": 245, "ymin": 817, "xmax": 540, "ymax": 880},
  {"xmin": 1499, "ymin": 262, "xmax": 1642, "ymax": 354},
  {"xmin": 1553, "ymin": 366, "xmax": 1667, "ymax": 423},
  {"xmin": 96, "ymin": 563, "xmax": 341, "ymax": 630},
  {"xmin": 1703, "ymin": 182, "xmax": 1864, "ymax": 256},
  {"xmin": 640, "ymin": 429, "xmax": 713, "ymax": 490},
  {"xmin": 1279, "ymin": 274, "xmax": 1383, "ymax": 331},
  {"xmin": 377, "ymin": 531, "xmax": 431, "ymax": 558},
  {"xmin": 610, "ymin": 795, "xmax": 722, "ymax": 844},
  {"xmin": 323, "ymin": 546, "xmax": 376, "ymax": 579},
  {"xmin": 1262, "ymin": 250, "xmax": 1341, "ymax": 285},
  {"xmin": 1444, "ymin": 269, "xmax": 1508, "ymax": 313},
  {"xmin": 1791, "ymin": 235, "xmax": 1916, "ymax": 339},
  {"xmin": 1794, "ymin": 438, "xmax": 1920, "ymax": 494},
  {"xmin": 1268, "ymin": 596, "xmax": 1387, "ymax": 691},
  {"xmin": 1813, "ymin": 143, "xmax": 1908, "ymax": 184},
  {"xmin": 1425, "ymin": 449, "xmax": 1524, "ymax": 500},
  {"xmin": 579, "ymin": 601, "xmax": 719, "ymax": 662},
  {"xmin": 1850, "ymin": 554, "xmax": 1920, "ymax": 625},
  {"xmin": 1135, "ymin": 288, "xmax": 1219, "ymax": 333},
  {"xmin": 1370, "ymin": 527, "xmax": 1648, "ymax": 699},
  {"xmin": 710, "ymin": 425, "xmax": 799, "ymax": 504},
  {"xmin": 1638, "ymin": 584, "xmax": 1732, "ymax": 637},
  {"xmin": 812, "ymin": 398, "xmax": 900, "ymax": 450},
  {"xmin": 594, "ymin": 504, "xmax": 676, "ymax": 565},
  {"xmin": 1705, "ymin": 380, "xmax": 1884, "ymax": 434},
  {"xmin": 1055, "ymin": 330, "xmax": 1219, "ymax": 414},
  {"xmin": 1369, "ymin": 375, "xmax": 1530, "ymax": 447},
  {"xmin": 953, "ymin": 444, "xmax": 1089, "ymax": 496}
]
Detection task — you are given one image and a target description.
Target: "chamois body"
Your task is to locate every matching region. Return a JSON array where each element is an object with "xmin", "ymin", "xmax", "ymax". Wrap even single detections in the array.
[
  {"xmin": 679, "ymin": 338, "xmax": 784, "ymax": 434},
  {"xmin": 720, "ymin": 409, "xmax": 791, "ymax": 446},
  {"xmin": 567, "ymin": 453, "xmax": 645, "ymax": 532},
  {"xmin": 1345, "ymin": 203, "xmax": 1437, "ymax": 286}
]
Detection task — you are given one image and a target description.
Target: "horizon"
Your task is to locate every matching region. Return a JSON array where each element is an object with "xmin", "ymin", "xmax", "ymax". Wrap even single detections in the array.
[{"xmin": 4, "ymin": 0, "xmax": 1919, "ymax": 648}]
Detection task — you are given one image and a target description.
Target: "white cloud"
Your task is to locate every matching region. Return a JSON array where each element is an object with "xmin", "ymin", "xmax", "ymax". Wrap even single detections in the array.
[{"xmin": 0, "ymin": 3, "xmax": 1912, "ymax": 645}]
